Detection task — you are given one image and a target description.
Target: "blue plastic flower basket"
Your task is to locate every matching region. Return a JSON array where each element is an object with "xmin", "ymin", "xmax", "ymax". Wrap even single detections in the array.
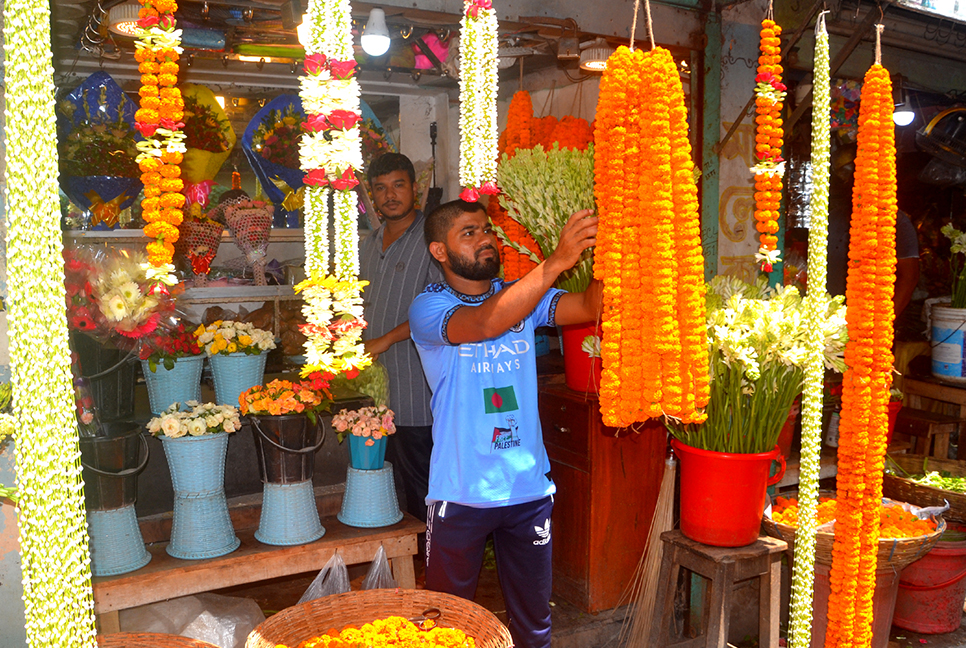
[
  {"xmin": 347, "ymin": 435, "xmax": 387, "ymax": 471},
  {"xmin": 87, "ymin": 504, "xmax": 151, "ymax": 577},
  {"xmin": 161, "ymin": 432, "xmax": 240, "ymax": 560},
  {"xmin": 255, "ymin": 480, "xmax": 325, "ymax": 546},
  {"xmin": 142, "ymin": 355, "xmax": 204, "ymax": 415},
  {"xmin": 209, "ymin": 352, "xmax": 267, "ymax": 408},
  {"xmin": 338, "ymin": 462, "xmax": 403, "ymax": 529}
]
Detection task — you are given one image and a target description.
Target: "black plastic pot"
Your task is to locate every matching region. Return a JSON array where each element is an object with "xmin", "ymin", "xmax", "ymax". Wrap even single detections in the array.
[
  {"xmin": 250, "ymin": 414, "xmax": 325, "ymax": 484},
  {"xmin": 79, "ymin": 421, "xmax": 149, "ymax": 511},
  {"xmin": 71, "ymin": 332, "xmax": 137, "ymax": 422}
]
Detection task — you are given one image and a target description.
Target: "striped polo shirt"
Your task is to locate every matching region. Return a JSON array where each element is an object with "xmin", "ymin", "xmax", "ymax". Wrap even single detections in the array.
[{"xmin": 359, "ymin": 210, "xmax": 443, "ymax": 427}]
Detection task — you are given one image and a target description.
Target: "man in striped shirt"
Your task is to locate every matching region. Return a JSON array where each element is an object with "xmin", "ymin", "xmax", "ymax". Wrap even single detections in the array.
[{"xmin": 359, "ymin": 153, "xmax": 443, "ymax": 536}]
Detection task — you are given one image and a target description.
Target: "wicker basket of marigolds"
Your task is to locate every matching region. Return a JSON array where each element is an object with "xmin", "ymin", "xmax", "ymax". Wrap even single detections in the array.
[
  {"xmin": 246, "ymin": 589, "xmax": 512, "ymax": 648},
  {"xmin": 762, "ymin": 491, "xmax": 946, "ymax": 572}
]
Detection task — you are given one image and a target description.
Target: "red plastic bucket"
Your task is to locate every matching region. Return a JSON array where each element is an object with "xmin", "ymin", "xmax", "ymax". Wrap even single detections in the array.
[
  {"xmin": 672, "ymin": 439, "xmax": 785, "ymax": 547},
  {"xmin": 885, "ymin": 401, "xmax": 902, "ymax": 446},
  {"xmin": 561, "ymin": 321, "xmax": 602, "ymax": 393},
  {"xmin": 893, "ymin": 525, "xmax": 966, "ymax": 634}
]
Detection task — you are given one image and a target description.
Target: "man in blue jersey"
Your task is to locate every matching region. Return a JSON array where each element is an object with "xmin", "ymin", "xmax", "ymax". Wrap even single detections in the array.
[{"xmin": 409, "ymin": 199, "xmax": 600, "ymax": 648}]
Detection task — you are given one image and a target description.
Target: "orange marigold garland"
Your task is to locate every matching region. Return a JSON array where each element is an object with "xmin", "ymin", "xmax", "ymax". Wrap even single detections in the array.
[
  {"xmin": 823, "ymin": 59, "xmax": 896, "ymax": 648},
  {"xmin": 532, "ymin": 115, "xmax": 559, "ymax": 148},
  {"xmin": 752, "ymin": 18, "xmax": 786, "ymax": 272},
  {"xmin": 594, "ymin": 46, "xmax": 709, "ymax": 428},
  {"xmin": 134, "ymin": 0, "xmax": 186, "ymax": 290}
]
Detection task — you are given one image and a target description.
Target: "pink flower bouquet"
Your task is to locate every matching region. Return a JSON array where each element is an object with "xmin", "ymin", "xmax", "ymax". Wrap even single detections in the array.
[{"xmin": 331, "ymin": 405, "xmax": 395, "ymax": 445}]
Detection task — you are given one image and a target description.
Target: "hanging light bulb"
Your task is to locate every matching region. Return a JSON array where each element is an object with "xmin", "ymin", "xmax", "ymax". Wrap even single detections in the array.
[
  {"xmin": 361, "ymin": 8, "xmax": 391, "ymax": 57},
  {"xmin": 297, "ymin": 17, "xmax": 311, "ymax": 48}
]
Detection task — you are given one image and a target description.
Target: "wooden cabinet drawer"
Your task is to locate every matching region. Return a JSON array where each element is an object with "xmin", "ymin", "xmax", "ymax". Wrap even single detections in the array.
[{"xmin": 540, "ymin": 390, "xmax": 590, "ymax": 470}]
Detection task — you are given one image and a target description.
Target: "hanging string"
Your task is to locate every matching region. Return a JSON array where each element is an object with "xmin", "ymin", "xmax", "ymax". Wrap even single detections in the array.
[
  {"xmin": 630, "ymin": 0, "xmax": 641, "ymax": 51},
  {"xmin": 767, "ymin": 0, "xmax": 774, "ymax": 21},
  {"xmin": 875, "ymin": 23, "xmax": 884, "ymax": 64},
  {"xmin": 540, "ymin": 81, "xmax": 556, "ymax": 117},
  {"xmin": 519, "ymin": 57, "xmax": 524, "ymax": 93},
  {"xmin": 645, "ymin": 0, "xmax": 655, "ymax": 50}
]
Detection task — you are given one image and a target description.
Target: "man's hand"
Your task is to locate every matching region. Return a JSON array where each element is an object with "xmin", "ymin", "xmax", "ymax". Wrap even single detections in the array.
[
  {"xmin": 364, "ymin": 321, "xmax": 412, "ymax": 361},
  {"xmin": 547, "ymin": 209, "xmax": 598, "ymax": 275}
]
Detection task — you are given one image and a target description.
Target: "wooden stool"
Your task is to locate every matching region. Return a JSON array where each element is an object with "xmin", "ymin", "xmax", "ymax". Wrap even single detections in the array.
[
  {"xmin": 893, "ymin": 407, "xmax": 962, "ymax": 458},
  {"xmin": 649, "ymin": 530, "xmax": 787, "ymax": 648}
]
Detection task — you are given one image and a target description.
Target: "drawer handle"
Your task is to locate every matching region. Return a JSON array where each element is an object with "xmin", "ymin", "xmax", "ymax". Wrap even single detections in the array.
[{"xmin": 553, "ymin": 423, "xmax": 571, "ymax": 434}]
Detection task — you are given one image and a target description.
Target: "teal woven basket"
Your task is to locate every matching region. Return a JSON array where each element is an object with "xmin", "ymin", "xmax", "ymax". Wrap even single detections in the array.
[
  {"xmin": 255, "ymin": 481, "xmax": 325, "ymax": 546},
  {"xmin": 209, "ymin": 352, "xmax": 268, "ymax": 407},
  {"xmin": 338, "ymin": 462, "xmax": 403, "ymax": 528},
  {"xmin": 142, "ymin": 355, "xmax": 204, "ymax": 415},
  {"xmin": 161, "ymin": 432, "xmax": 240, "ymax": 559},
  {"xmin": 88, "ymin": 504, "xmax": 151, "ymax": 576}
]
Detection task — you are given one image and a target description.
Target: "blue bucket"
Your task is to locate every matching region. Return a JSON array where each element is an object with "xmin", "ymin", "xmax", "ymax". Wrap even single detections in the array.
[
  {"xmin": 255, "ymin": 480, "xmax": 325, "ymax": 546},
  {"xmin": 348, "ymin": 435, "xmax": 387, "ymax": 471},
  {"xmin": 161, "ymin": 432, "xmax": 240, "ymax": 559},
  {"xmin": 88, "ymin": 504, "xmax": 151, "ymax": 576},
  {"xmin": 209, "ymin": 352, "xmax": 268, "ymax": 407},
  {"xmin": 338, "ymin": 462, "xmax": 403, "ymax": 528},
  {"xmin": 142, "ymin": 355, "xmax": 204, "ymax": 415}
]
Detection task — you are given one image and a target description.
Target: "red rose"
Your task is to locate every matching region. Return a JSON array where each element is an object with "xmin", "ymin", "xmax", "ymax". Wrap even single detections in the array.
[
  {"xmin": 755, "ymin": 72, "xmax": 774, "ymax": 84},
  {"xmin": 304, "ymin": 53, "xmax": 327, "ymax": 75},
  {"xmin": 138, "ymin": 15, "xmax": 160, "ymax": 27},
  {"xmin": 159, "ymin": 14, "xmax": 176, "ymax": 29},
  {"xmin": 327, "ymin": 110, "xmax": 361, "ymax": 131},
  {"xmin": 460, "ymin": 187, "xmax": 480, "ymax": 202},
  {"xmin": 331, "ymin": 167, "xmax": 359, "ymax": 191},
  {"xmin": 135, "ymin": 122, "xmax": 158, "ymax": 137},
  {"xmin": 302, "ymin": 113, "xmax": 330, "ymax": 133},
  {"xmin": 479, "ymin": 181, "xmax": 499, "ymax": 195},
  {"xmin": 328, "ymin": 58, "xmax": 357, "ymax": 80},
  {"xmin": 159, "ymin": 118, "xmax": 184, "ymax": 131},
  {"xmin": 304, "ymin": 169, "xmax": 330, "ymax": 187}
]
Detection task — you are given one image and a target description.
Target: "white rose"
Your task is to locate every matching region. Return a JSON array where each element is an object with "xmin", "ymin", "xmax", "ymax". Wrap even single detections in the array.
[
  {"xmin": 214, "ymin": 412, "xmax": 225, "ymax": 423},
  {"xmin": 160, "ymin": 416, "xmax": 181, "ymax": 437},
  {"xmin": 147, "ymin": 418, "xmax": 162, "ymax": 434},
  {"xmin": 223, "ymin": 419, "xmax": 236, "ymax": 433},
  {"xmin": 220, "ymin": 327, "xmax": 236, "ymax": 340},
  {"xmin": 187, "ymin": 418, "xmax": 207, "ymax": 436},
  {"xmin": 205, "ymin": 416, "xmax": 219, "ymax": 428}
]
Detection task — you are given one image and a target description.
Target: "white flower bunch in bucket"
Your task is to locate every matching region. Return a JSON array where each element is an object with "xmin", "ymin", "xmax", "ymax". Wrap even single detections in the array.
[
  {"xmin": 194, "ymin": 320, "xmax": 276, "ymax": 356},
  {"xmin": 147, "ymin": 401, "xmax": 241, "ymax": 438}
]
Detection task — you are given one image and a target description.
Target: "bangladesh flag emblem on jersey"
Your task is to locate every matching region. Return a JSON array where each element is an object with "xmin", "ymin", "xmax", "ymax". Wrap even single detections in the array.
[{"xmin": 484, "ymin": 386, "xmax": 519, "ymax": 413}]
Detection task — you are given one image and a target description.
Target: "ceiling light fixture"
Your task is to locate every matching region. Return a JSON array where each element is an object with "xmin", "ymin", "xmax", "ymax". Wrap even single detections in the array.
[
  {"xmin": 107, "ymin": 2, "xmax": 141, "ymax": 37},
  {"xmin": 361, "ymin": 7, "xmax": 391, "ymax": 57},
  {"xmin": 893, "ymin": 75, "xmax": 916, "ymax": 127},
  {"xmin": 579, "ymin": 38, "xmax": 614, "ymax": 72}
]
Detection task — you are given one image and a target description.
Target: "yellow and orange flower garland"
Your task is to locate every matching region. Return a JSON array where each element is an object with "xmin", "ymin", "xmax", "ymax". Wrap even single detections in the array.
[
  {"xmin": 593, "ymin": 46, "xmax": 709, "ymax": 428},
  {"xmin": 752, "ymin": 19, "xmax": 786, "ymax": 272},
  {"xmin": 134, "ymin": 0, "xmax": 186, "ymax": 289},
  {"xmin": 823, "ymin": 63, "xmax": 897, "ymax": 648}
]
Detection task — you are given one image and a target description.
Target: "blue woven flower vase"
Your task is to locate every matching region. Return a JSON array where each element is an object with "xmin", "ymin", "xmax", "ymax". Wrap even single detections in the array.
[
  {"xmin": 161, "ymin": 432, "xmax": 240, "ymax": 560},
  {"xmin": 338, "ymin": 462, "xmax": 403, "ymax": 528},
  {"xmin": 87, "ymin": 504, "xmax": 151, "ymax": 576},
  {"xmin": 256, "ymin": 481, "xmax": 325, "ymax": 546},
  {"xmin": 348, "ymin": 435, "xmax": 387, "ymax": 470},
  {"xmin": 209, "ymin": 352, "xmax": 267, "ymax": 407},
  {"xmin": 141, "ymin": 355, "xmax": 204, "ymax": 415}
]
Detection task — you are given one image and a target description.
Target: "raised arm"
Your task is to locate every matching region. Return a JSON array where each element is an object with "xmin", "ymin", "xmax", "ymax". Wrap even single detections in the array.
[{"xmin": 444, "ymin": 210, "xmax": 597, "ymax": 344}]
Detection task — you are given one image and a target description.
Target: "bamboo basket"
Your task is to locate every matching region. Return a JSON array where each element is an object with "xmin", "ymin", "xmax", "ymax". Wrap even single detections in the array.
[
  {"xmin": 245, "ymin": 589, "xmax": 513, "ymax": 648},
  {"xmin": 761, "ymin": 490, "xmax": 946, "ymax": 572},
  {"xmin": 98, "ymin": 633, "xmax": 219, "ymax": 647},
  {"xmin": 883, "ymin": 454, "xmax": 966, "ymax": 522}
]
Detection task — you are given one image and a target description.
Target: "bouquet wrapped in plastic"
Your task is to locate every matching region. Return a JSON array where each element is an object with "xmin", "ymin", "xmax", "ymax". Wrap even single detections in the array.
[{"xmin": 208, "ymin": 191, "xmax": 273, "ymax": 286}]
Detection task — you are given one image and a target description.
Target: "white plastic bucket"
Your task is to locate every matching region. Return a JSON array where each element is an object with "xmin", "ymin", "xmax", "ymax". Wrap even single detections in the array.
[{"xmin": 932, "ymin": 305, "xmax": 966, "ymax": 383}]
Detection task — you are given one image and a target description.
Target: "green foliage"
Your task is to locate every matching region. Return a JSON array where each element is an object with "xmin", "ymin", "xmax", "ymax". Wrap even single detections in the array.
[
  {"xmin": 332, "ymin": 361, "xmax": 390, "ymax": 407},
  {"xmin": 497, "ymin": 144, "xmax": 595, "ymax": 293}
]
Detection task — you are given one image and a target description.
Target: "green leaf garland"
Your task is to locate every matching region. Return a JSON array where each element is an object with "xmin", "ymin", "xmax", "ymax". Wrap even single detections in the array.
[{"xmin": 3, "ymin": 0, "xmax": 98, "ymax": 644}]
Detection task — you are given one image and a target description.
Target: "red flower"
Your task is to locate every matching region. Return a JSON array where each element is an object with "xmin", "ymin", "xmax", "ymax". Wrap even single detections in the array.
[
  {"xmin": 460, "ymin": 187, "xmax": 480, "ymax": 202},
  {"xmin": 70, "ymin": 310, "xmax": 97, "ymax": 332},
  {"xmin": 159, "ymin": 118, "xmax": 184, "ymax": 131},
  {"xmin": 772, "ymin": 81, "xmax": 787, "ymax": 92},
  {"xmin": 479, "ymin": 181, "xmax": 499, "ymax": 195},
  {"xmin": 159, "ymin": 14, "xmax": 176, "ymax": 29},
  {"xmin": 138, "ymin": 15, "xmax": 160, "ymax": 27},
  {"xmin": 304, "ymin": 168, "xmax": 330, "ymax": 187},
  {"xmin": 344, "ymin": 368, "xmax": 360, "ymax": 380},
  {"xmin": 302, "ymin": 114, "xmax": 330, "ymax": 133},
  {"xmin": 331, "ymin": 167, "xmax": 359, "ymax": 191},
  {"xmin": 328, "ymin": 59, "xmax": 357, "ymax": 80},
  {"xmin": 328, "ymin": 109, "xmax": 362, "ymax": 130},
  {"xmin": 756, "ymin": 72, "xmax": 774, "ymax": 84},
  {"xmin": 135, "ymin": 122, "xmax": 159, "ymax": 137},
  {"xmin": 304, "ymin": 53, "xmax": 327, "ymax": 75}
]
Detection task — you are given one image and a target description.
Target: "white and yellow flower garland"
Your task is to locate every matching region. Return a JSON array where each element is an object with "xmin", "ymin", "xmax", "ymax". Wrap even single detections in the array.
[
  {"xmin": 297, "ymin": 0, "xmax": 370, "ymax": 378},
  {"xmin": 4, "ymin": 0, "xmax": 99, "ymax": 642},
  {"xmin": 788, "ymin": 12, "xmax": 831, "ymax": 648},
  {"xmin": 458, "ymin": 0, "xmax": 500, "ymax": 202}
]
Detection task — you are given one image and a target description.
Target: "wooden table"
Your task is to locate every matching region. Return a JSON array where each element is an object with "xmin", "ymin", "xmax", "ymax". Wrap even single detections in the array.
[
  {"xmin": 93, "ymin": 513, "xmax": 423, "ymax": 633},
  {"xmin": 903, "ymin": 375, "xmax": 966, "ymax": 459}
]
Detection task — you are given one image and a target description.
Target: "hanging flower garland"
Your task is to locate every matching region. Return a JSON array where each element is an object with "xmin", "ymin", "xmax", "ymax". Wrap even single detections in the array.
[
  {"xmin": 593, "ymin": 46, "xmax": 709, "ymax": 428},
  {"xmin": 458, "ymin": 0, "xmax": 500, "ymax": 203},
  {"xmin": 752, "ymin": 18, "xmax": 787, "ymax": 272},
  {"xmin": 4, "ymin": 0, "xmax": 99, "ymax": 642},
  {"xmin": 824, "ymin": 37, "xmax": 897, "ymax": 648},
  {"xmin": 297, "ymin": 0, "xmax": 370, "ymax": 379},
  {"xmin": 134, "ymin": 0, "xmax": 186, "ymax": 291},
  {"xmin": 787, "ymin": 13, "xmax": 831, "ymax": 648}
]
